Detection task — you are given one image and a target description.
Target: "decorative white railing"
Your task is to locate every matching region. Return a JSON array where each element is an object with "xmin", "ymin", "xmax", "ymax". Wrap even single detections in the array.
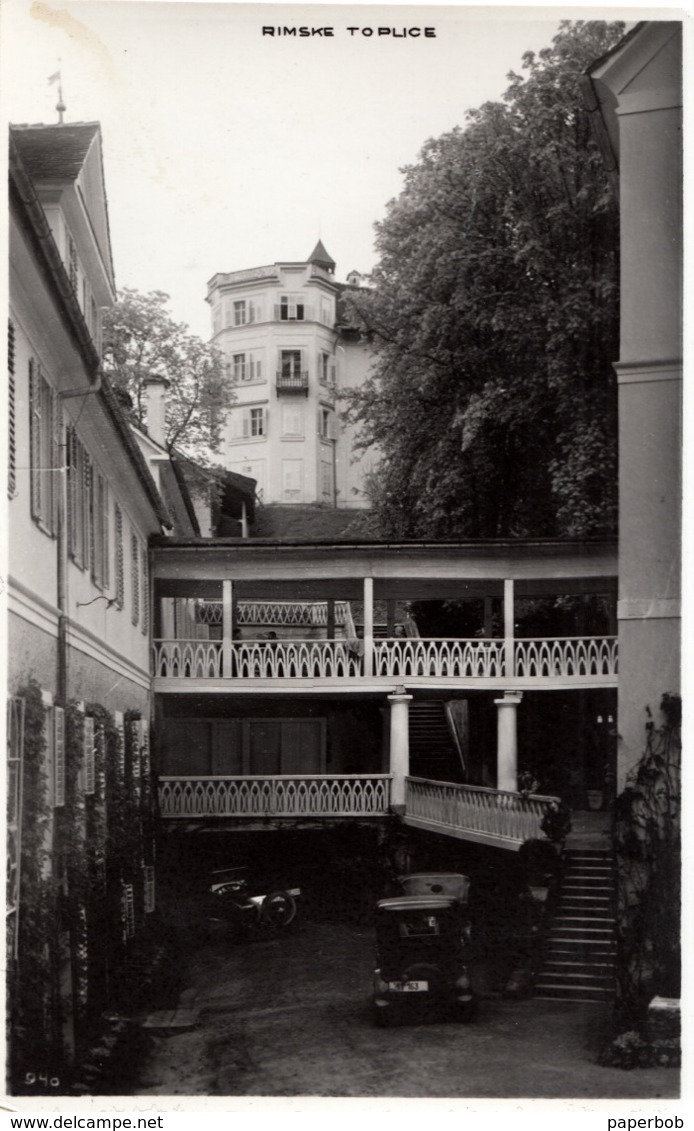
[
  {"xmin": 232, "ymin": 639, "xmax": 363, "ymax": 678},
  {"xmin": 152, "ymin": 639, "xmax": 223, "ymax": 678},
  {"xmin": 405, "ymin": 777, "xmax": 559, "ymax": 845},
  {"xmin": 159, "ymin": 774, "xmax": 391, "ymax": 818},
  {"xmin": 514, "ymin": 637, "xmax": 618, "ymax": 678},
  {"xmin": 374, "ymin": 638, "xmax": 506, "ymax": 678},
  {"xmin": 237, "ymin": 601, "xmax": 353, "ymax": 627},
  {"xmin": 194, "ymin": 600, "xmax": 352, "ymax": 628},
  {"xmin": 153, "ymin": 636, "xmax": 618, "ymax": 683}
]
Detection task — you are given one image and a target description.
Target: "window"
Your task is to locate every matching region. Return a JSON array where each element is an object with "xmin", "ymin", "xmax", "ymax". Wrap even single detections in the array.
[
  {"xmin": 131, "ymin": 535, "xmax": 140, "ymax": 626},
  {"xmin": 233, "ymin": 353, "xmax": 247, "ymax": 382},
  {"xmin": 141, "ymin": 540, "xmax": 149, "ymax": 636},
  {"xmin": 30, "ymin": 360, "xmax": 60, "ymax": 534},
  {"xmin": 66, "ymin": 426, "xmax": 90, "ymax": 567},
  {"xmin": 114, "ymin": 505, "xmax": 125, "ymax": 608},
  {"xmin": 90, "ymin": 472, "xmax": 109, "ymax": 589},
  {"xmin": 280, "ymin": 350, "xmax": 302, "ymax": 380},
  {"xmin": 319, "ymin": 409, "xmax": 331, "ymax": 439},
  {"xmin": 8, "ymin": 321, "xmax": 16, "ymax": 496},
  {"xmin": 67, "ymin": 235, "xmax": 79, "ymax": 292},
  {"xmin": 250, "ymin": 408, "xmax": 264, "ymax": 437},
  {"xmin": 319, "ymin": 352, "xmax": 330, "ymax": 385},
  {"xmin": 234, "ymin": 300, "xmax": 247, "ymax": 326},
  {"xmin": 280, "ymin": 295, "xmax": 305, "ymax": 321}
]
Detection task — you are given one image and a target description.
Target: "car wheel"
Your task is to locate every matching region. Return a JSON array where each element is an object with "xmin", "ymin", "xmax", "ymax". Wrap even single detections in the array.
[
  {"xmin": 373, "ymin": 1005, "xmax": 394, "ymax": 1028},
  {"xmin": 262, "ymin": 890, "xmax": 297, "ymax": 928}
]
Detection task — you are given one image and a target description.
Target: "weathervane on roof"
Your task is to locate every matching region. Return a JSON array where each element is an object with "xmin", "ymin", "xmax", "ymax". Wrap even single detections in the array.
[{"xmin": 48, "ymin": 64, "xmax": 65, "ymax": 124}]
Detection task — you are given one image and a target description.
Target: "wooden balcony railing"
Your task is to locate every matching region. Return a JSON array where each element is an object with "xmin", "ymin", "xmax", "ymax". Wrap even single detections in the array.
[
  {"xmin": 405, "ymin": 777, "xmax": 559, "ymax": 847},
  {"xmin": 153, "ymin": 635, "xmax": 618, "ymax": 684},
  {"xmin": 159, "ymin": 774, "xmax": 391, "ymax": 819},
  {"xmin": 374, "ymin": 638, "xmax": 506, "ymax": 678}
]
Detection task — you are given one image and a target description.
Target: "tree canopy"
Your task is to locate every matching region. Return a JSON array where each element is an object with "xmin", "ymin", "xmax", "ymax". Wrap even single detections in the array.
[
  {"xmin": 102, "ymin": 288, "xmax": 234, "ymax": 463},
  {"xmin": 343, "ymin": 20, "xmax": 622, "ymax": 539}
]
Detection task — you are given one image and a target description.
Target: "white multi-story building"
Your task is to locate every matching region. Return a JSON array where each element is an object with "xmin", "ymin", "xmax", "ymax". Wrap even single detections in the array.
[{"xmin": 207, "ymin": 241, "xmax": 376, "ymax": 509}]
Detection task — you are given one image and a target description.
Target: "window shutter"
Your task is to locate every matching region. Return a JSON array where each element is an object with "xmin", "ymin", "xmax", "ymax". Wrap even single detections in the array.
[
  {"xmin": 256, "ymin": 358, "xmax": 262, "ymax": 380},
  {"xmin": 144, "ymin": 865, "xmax": 155, "ymax": 913},
  {"xmin": 122, "ymin": 882, "xmax": 136, "ymax": 939},
  {"xmin": 51, "ymin": 388, "xmax": 61, "ymax": 535},
  {"xmin": 102, "ymin": 480, "xmax": 110, "ymax": 590},
  {"xmin": 54, "ymin": 707, "xmax": 66, "ymax": 808},
  {"xmin": 115, "ymin": 504, "xmax": 124, "ymax": 608},
  {"xmin": 83, "ymin": 716, "xmax": 95, "ymax": 795},
  {"xmin": 114, "ymin": 711, "xmax": 125, "ymax": 779},
  {"xmin": 249, "ymin": 357, "xmax": 255, "ymax": 381},
  {"xmin": 141, "ymin": 542, "xmax": 149, "ymax": 636},
  {"xmin": 242, "ymin": 413, "xmax": 250, "ymax": 438},
  {"xmin": 131, "ymin": 535, "xmax": 140, "ymax": 626},
  {"xmin": 84, "ymin": 453, "xmax": 92, "ymax": 572},
  {"xmin": 8, "ymin": 321, "xmax": 16, "ymax": 496}
]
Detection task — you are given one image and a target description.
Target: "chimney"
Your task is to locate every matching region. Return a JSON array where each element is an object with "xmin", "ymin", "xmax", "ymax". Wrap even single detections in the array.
[{"xmin": 142, "ymin": 373, "xmax": 170, "ymax": 448}]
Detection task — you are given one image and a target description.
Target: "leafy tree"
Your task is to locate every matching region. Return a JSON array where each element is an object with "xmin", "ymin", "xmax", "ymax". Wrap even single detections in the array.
[
  {"xmin": 102, "ymin": 288, "xmax": 234, "ymax": 463},
  {"xmin": 343, "ymin": 21, "xmax": 622, "ymax": 539}
]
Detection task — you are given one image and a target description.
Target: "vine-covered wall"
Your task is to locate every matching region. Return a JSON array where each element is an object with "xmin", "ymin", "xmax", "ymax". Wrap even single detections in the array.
[
  {"xmin": 7, "ymin": 681, "xmax": 156, "ymax": 1094},
  {"xmin": 613, "ymin": 694, "xmax": 681, "ymax": 1026}
]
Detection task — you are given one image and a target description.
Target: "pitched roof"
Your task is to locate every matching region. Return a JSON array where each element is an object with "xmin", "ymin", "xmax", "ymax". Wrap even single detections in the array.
[
  {"xmin": 10, "ymin": 122, "xmax": 101, "ymax": 181},
  {"xmin": 308, "ymin": 239, "xmax": 336, "ymax": 272}
]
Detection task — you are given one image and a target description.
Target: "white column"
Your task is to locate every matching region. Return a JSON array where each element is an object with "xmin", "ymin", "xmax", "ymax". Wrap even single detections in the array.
[
  {"xmin": 222, "ymin": 579, "xmax": 233, "ymax": 678},
  {"xmin": 504, "ymin": 578, "xmax": 515, "ymax": 678},
  {"xmin": 388, "ymin": 691, "xmax": 412, "ymax": 812},
  {"xmin": 494, "ymin": 691, "xmax": 523, "ymax": 792},
  {"xmin": 363, "ymin": 577, "xmax": 374, "ymax": 677}
]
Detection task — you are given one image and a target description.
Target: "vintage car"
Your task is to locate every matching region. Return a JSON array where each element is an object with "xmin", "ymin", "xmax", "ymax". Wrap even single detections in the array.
[{"xmin": 371, "ymin": 873, "xmax": 476, "ymax": 1025}]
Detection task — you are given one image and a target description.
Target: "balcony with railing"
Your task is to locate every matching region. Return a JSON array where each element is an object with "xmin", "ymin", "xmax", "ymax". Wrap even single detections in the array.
[
  {"xmin": 156, "ymin": 771, "xmax": 558, "ymax": 850},
  {"xmin": 152, "ymin": 634, "xmax": 618, "ymax": 688},
  {"xmin": 276, "ymin": 370, "xmax": 309, "ymax": 394}
]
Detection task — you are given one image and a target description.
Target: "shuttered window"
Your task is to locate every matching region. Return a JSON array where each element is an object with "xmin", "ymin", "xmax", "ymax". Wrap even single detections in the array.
[
  {"xmin": 82, "ymin": 716, "xmax": 95, "ymax": 795},
  {"xmin": 29, "ymin": 360, "xmax": 59, "ymax": 534},
  {"xmin": 66, "ymin": 426, "xmax": 90, "ymax": 568},
  {"xmin": 90, "ymin": 472, "xmax": 110, "ymax": 589},
  {"xmin": 53, "ymin": 706, "xmax": 66, "ymax": 808},
  {"xmin": 140, "ymin": 540, "xmax": 149, "ymax": 636},
  {"xmin": 131, "ymin": 535, "xmax": 140, "ymax": 626},
  {"xmin": 8, "ymin": 321, "xmax": 16, "ymax": 496},
  {"xmin": 114, "ymin": 504, "xmax": 125, "ymax": 609}
]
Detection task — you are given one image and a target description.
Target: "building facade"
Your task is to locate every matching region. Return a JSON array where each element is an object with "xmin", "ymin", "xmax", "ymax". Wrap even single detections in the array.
[
  {"xmin": 207, "ymin": 241, "xmax": 376, "ymax": 510},
  {"xmin": 7, "ymin": 122, "xmax": 172, "ymax": 1084}
]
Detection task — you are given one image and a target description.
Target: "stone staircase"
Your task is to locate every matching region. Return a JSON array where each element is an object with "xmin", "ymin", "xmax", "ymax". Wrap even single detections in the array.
[
  {"xmin": 535, "ymin": 847, "xmax": 617, "ymax": 1003},
  {"xmin": 409, "ymin": 701, "xmax": 464, "ymax": 782}
]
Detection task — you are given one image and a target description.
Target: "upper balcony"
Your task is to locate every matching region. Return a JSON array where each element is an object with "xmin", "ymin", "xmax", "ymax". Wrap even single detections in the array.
[
  {"xmin": 276, "ymin": 370, "xmax": 309, "ymax": 395},
  {"xmin": 151, "ymin": 537, "xmax": 619, "ymax": 695}
]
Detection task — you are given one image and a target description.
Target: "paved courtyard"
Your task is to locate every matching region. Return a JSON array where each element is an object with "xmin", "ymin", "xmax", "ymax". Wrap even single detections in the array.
[{"xmin": 131, "ymin": 916, "xmax": 679, "ymax": 1101}]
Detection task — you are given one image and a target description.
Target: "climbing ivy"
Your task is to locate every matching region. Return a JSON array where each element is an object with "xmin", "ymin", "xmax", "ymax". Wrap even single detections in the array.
[
  {"xmin": 7, "ymin": 679, "xmax": 60, "ymax": 1090},
  {"xmin": 613, "ymin": 694, "xmax": 681, "ymax": 1027}
]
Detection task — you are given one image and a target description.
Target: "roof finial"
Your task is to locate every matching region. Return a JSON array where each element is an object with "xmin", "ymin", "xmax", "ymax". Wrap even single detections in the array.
[{"xmin": 48, "ymin": 64, "xmax": 65, "ymax": 124}]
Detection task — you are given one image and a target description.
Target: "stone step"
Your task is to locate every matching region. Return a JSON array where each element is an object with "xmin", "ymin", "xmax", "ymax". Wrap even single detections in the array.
[{"xmin": 534, "ymin": 983, "xmax": 614, "ymax": 1002}]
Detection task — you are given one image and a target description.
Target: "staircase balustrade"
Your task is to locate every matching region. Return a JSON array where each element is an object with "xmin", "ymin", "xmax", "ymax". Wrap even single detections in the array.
[{"xmin": 405, "ymin": 777, "xmax": 559, "ymax": 845}]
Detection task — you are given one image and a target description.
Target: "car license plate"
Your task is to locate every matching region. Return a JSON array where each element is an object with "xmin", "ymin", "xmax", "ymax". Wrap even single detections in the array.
[{"xmin": 388, "ymin": 980, "xmax": 428, "ymax": 993}]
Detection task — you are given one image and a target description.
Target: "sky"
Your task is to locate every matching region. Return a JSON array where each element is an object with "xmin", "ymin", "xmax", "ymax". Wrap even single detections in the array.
[{"xmin": 3, "ymin": 0, "xmax": 657, "ymax": 339}]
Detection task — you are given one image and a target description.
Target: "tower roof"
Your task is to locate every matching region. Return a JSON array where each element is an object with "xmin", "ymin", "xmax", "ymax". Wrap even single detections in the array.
[{"xmin": 308, "ymin": 239, "xmax": 336, "ymax": 273}]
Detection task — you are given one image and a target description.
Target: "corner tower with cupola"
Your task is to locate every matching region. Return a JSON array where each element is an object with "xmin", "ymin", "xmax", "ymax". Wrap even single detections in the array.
[{"xmin": 207, "ymin": 242, "xmax": 375, "ymax": 510}]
